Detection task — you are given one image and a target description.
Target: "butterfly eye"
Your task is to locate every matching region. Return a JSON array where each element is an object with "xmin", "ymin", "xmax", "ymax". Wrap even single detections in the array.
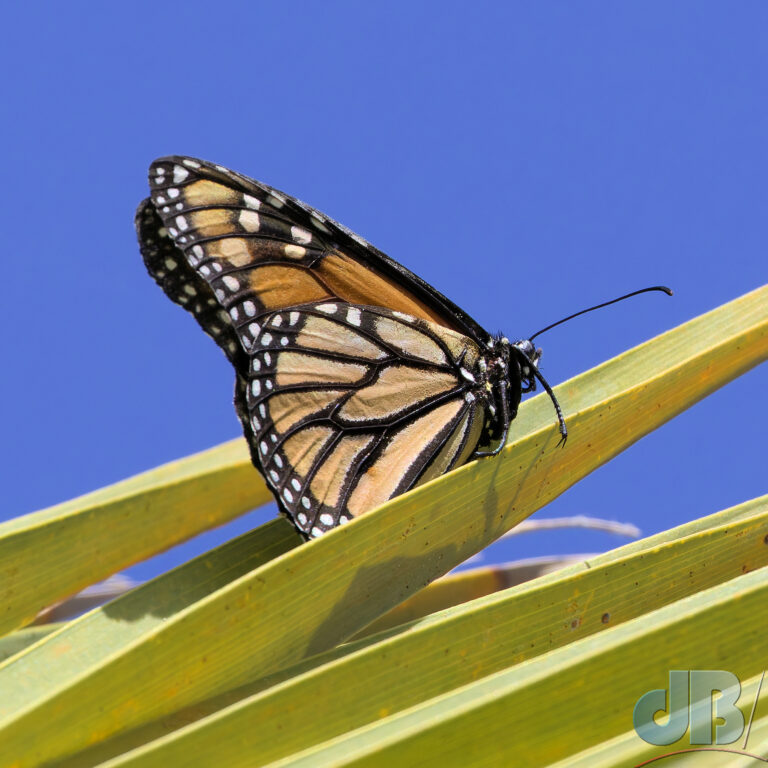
[{"xmin": 514, "ymin": 339, "xmax": 536, "ymax": 359}]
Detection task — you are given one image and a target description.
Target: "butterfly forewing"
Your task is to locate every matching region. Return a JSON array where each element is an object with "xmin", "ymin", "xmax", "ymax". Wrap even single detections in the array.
[
  {"xmin": 139, "ymin": 157, "xmax": 491, "ymax": 537},
  {"xmin": 146, "ymin": 157, "xmax": 489, "ymax": 341}
]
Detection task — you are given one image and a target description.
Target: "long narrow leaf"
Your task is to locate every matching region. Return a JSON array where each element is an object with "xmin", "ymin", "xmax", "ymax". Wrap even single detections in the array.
[
  {"xmin": 0, "ymin": 439, "xmax": 271, "ymax": 636},
  {"xmin": 544, "ymin": 670, "xmax": 767, "ymax": 767},
  {"xmin": 49, "ymin": 493, "xmax": 768, "ymax": 768},
  {"xmin": 0, "ymin": 285, "xmax": 766, "ymax": 768},
  {"xmin": 259, "ymin": 567, "xmax": 768, "ymax": 768},
  {"xmin": 354, "ymin": 554, "xmax": 594, "ymax": 637},
  {"xmin": 0, "ymin": 625, "xmax": 60, "ymax": 663},
  {"xmin": 81, "ymin": 494, "xmax": 768, "ymax": 768}
]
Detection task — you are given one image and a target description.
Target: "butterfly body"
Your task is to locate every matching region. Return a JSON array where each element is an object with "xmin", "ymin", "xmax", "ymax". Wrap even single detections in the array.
[{"xmin": 137, "ymin": 157, "xmax": 550, "ymax": 538}]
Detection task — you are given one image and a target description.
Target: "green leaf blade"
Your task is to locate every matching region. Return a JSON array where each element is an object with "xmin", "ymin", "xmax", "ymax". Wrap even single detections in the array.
[{"xmin": 0, "ymin": 285, "xmax": 765, "ymax": 768}]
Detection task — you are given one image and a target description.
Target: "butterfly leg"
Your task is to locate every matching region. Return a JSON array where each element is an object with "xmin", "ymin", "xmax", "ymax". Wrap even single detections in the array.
[
  {"xmin": 513, "ymin": 347, "xmax": 568, "ymax": 446},
  {"xmin": 473, "ymin": 380, "xmax": 510, "ymax": 458},
  {"xmin": 531, "ymin": 367, "xmax": 568, "ymax": 447}
]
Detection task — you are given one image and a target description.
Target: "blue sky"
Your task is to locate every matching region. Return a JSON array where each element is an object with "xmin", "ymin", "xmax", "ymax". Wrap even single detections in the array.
[{"xmin": 1, "ymin": 2, "xmax": 765, "ymax": 581}]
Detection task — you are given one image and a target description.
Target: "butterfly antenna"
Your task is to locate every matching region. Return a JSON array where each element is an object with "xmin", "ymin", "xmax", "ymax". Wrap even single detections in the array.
[{"xmin": 529, "ymin": 286, "xmax": 673, "ymax": 341}]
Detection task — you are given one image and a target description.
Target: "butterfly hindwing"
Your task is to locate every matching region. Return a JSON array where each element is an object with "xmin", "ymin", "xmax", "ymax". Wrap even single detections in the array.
[
  {"xmin": 242, "ymin": 304, "xmax": 485, "ymax": 536},
  {"xmin": 138, "ymin": 156, "xmax": 492, "ymax": 537}
]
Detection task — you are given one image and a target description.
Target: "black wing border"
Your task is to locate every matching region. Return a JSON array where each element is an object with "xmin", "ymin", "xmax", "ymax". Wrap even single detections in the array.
[{"xmin": 152, "ymin": 155, "xmax": 492, "ymax": 346}]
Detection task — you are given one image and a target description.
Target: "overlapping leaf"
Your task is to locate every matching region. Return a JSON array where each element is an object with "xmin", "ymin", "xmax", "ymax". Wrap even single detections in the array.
[
  {"xmin": 61, "ymin": 493, "xmax": 768, "ymax": 768},
  {"xmin": 0, "ymin": 440, "xmax": 272, "ymax": 636},
  {"xmin": 0, "ymin": 284, "xmax": 766, "ymax": 768},
  {"xmin": 257, "ymin": 566, "xmax": 768, "ymax": 768}
]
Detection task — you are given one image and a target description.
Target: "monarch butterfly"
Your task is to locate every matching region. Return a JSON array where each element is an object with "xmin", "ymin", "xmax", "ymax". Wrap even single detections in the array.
[{"xmin": 136, "ymin": 157, "xmax": 670, "ymax": 539}]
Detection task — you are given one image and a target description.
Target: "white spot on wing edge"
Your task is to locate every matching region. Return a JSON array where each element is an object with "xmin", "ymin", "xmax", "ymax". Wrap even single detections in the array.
[
  {"xmin": 173, "ymin": 165, "xmax": 189, "ymax": 183},
  {"xmin": 319, "ymin": 513, "xmax": 334, "ymax": 526},
  {"xmin": 346, "ymin": 307, "xmax": 361, "ymax": 326},
  {"xmin": 316, "ymin": 303, "xmax": 338, "ymax": 314},
  {"xmin": 310, "ymin": 212, "xmax": 331, "ymax": 234},
  {"xmin": 182, "ymin": 159, "xmax": 201, "ymax": 168}
]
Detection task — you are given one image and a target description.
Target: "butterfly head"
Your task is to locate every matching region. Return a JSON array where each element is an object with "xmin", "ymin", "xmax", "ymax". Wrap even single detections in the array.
[{"xmin": 509, "ymin": 337, "xmax": 542, "ymax": 394}]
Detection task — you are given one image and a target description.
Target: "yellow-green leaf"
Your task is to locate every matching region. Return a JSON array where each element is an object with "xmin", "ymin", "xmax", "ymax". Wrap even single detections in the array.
[
  {"xmin": 0, "ymin": 439, "xmax": 271, "ymax": 637},
  {"xmin": 74, "ymin": 494, "xmax": 768, "ymax": 768},
  {"xmin": 258, "ymin": 566, "xmax": 768, "ymax": 768},
  {"xmin": 545, "ymin": 669, "xmax": 767, "ymax": 767},
  {"xmin": 355, "ymin": 555, "xmax": 591, "ymax": 637},
  {"xmin": 0, "ymin": 284, "xmax": 765, "ymax": 767},
  {"xmin": 0, "ymin": 624, "xmax": 60, "ymax": 663}
]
